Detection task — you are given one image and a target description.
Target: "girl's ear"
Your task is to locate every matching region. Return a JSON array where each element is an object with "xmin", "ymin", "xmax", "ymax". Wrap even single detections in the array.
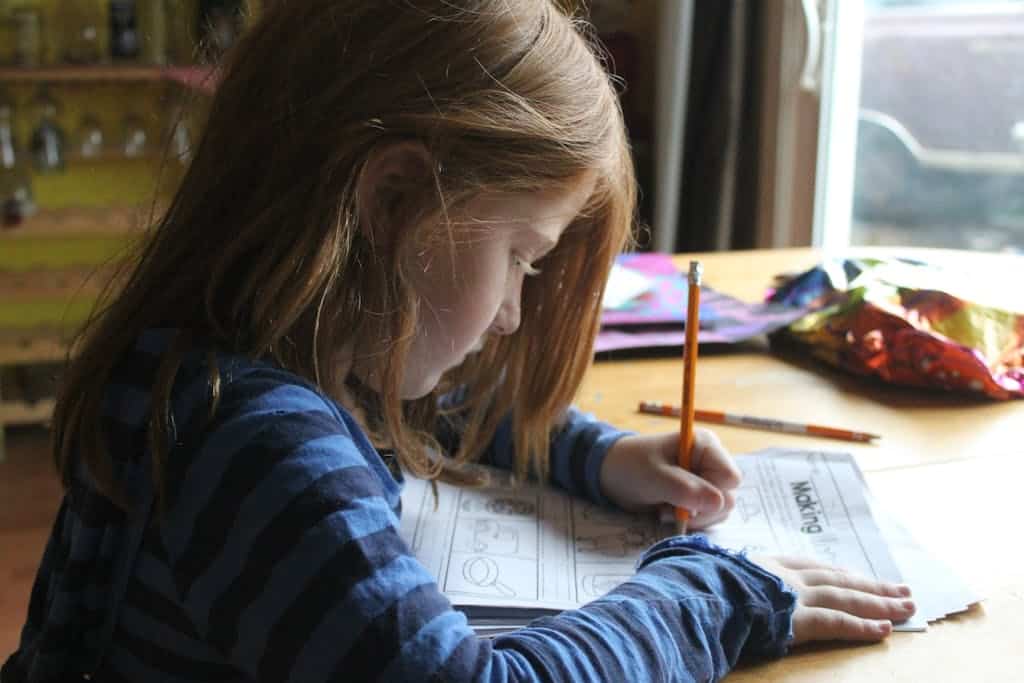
[{"xmin": 356, "ymin": 141, "xmax": 435, "ymax": 249}]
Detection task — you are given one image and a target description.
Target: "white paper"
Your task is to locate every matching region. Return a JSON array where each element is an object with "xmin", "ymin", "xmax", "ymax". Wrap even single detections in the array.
[
  {"xmin": 705, "ymin": 449, "xmax": 926, "ymax": 631},
  {"xmin": 706, "ymin": 450, "xmax": 901, "ymax": 581},
  {"xmin": 399, "ymin": 470, "xmax": 637, "ymax": 614},
  {"xmin": 399, "ymin": 449, "xmax": 930, "ymax": 631},
  {"xmin": 866, "ymin": 494, "xmax": 980, "ymax": 623},
  {"xmin": 602, "ymin": 263, "xmax": 654, "ymax": 310}
]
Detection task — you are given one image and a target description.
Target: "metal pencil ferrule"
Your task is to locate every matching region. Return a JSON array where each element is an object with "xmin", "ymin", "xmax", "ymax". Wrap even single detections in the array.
[{"xmin": 688, "ymin": 260, "xmax": 703, "ymax": 286}]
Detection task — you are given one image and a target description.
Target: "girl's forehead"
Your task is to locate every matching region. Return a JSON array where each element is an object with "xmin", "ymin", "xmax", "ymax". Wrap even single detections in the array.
[
  {"xmin": 470, "ymin": 174, "xmax": 596, "ymax": 219},
  {"xmin": 457, "ymin": 191, "xmax": 587, "ymax": 243},
  {"xmin": 438, "ymin": 172, "xmax": 598, "ymax": 248}
]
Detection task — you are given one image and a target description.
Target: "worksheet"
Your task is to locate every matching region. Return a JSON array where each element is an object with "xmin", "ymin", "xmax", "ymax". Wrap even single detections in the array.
[
  {"xmin": 703, "ymin": 449, "xmax": 902, "ymax": 582},
  {"xmin": 399, "ymin": 449, "xmax": 922, "ymax": 630}
]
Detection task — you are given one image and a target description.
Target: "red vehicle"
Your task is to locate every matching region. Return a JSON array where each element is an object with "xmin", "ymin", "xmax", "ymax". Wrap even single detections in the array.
[{"xmin": 854, "ymin": 1, "xmax": 1024, "ymax": 226}]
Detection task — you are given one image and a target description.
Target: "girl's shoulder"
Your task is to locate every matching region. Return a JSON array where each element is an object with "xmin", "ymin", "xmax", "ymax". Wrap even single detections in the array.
[
  {"xmin": 124, "ymin": 330, "xmax": 403, "ymax": 509},
  {"xmin": 113, "ymin": 329, "xmax": 368, "ymax": 455}
]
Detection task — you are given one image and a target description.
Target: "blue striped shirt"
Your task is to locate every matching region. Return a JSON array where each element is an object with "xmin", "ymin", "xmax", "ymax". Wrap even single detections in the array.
[{"xmin": 3, "ymin": 330, "xmax": 795, "ymax": 682}]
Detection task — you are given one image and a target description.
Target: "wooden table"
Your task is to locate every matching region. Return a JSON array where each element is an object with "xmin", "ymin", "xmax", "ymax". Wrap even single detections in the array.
[{"xmin": 576, "ymin": 248, "xmax": 1024, "ymax": 682}]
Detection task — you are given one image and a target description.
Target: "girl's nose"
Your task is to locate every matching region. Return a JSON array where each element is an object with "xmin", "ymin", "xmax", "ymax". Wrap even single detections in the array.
[{"xmin": 491, "ymin": 301, "xmax": 521, "ymax": 336}]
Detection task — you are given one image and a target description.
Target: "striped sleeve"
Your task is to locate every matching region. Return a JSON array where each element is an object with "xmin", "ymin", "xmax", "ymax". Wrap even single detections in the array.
[
  {"xmin": 475, "ymin": 407, "xmax": 631, "ymax": 506},
  {"xmin": 153, "ymin": 370, "xmax": 487, "ymax": 682},
  {"xmin": 153, "ymin": 371, "xmax": 793, "ymax": 681}
]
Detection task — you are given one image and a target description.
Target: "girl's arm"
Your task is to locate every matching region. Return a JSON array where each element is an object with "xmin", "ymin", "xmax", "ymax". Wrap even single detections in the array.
[
  {"xmin": 153, "ymin": 374, "xmax": 794, "ymax": 682},
  {"xmin": 437, "ymin": 400, "xmax": 630, "ymax": 505},
  {"xmin": 441, "ymin": 401, "xmax": 741, "ymax": 523}
]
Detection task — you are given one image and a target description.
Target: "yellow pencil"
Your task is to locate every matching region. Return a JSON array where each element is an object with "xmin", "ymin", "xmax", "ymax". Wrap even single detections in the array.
[{"xmin": 677, "ymin": 261, "xmax": 702, "ymax": 534}]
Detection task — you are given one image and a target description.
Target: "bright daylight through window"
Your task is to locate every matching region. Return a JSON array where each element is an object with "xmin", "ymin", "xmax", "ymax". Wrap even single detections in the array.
[{"xmin": 852, "ymin": 0, "xmax": 1024, "ymax": 251}]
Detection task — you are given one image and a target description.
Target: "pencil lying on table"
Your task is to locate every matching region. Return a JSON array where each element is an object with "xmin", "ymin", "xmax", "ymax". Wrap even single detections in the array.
[{"xmin": 638, "ymin": 401, "xmax": 881, "ymax": 443}]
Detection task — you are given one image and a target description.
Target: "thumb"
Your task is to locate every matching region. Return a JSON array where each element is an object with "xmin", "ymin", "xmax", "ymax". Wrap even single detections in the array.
[{"xmin": 658, "ymin": 466, "xmax": 725, "ymax": 515}]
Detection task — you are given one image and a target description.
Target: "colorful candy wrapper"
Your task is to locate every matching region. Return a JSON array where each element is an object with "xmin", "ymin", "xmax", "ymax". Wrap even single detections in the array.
[{"xmin": 767, "ymin": 257, "xmax": 1024, "ymax": 399}]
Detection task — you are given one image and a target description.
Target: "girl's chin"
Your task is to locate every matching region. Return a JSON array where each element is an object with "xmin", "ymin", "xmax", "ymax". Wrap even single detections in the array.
[
  {"xmin": 401, "ymin": 348, "xmax": 478, "ymax": 399},
  {"xmin": 399, "ymin": 368, "xmax": 446, "ymax": 400}
]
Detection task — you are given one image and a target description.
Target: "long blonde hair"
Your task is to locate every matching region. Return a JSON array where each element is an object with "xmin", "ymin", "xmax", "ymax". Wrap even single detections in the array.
[{"xmin": 53, "ymin": 0, "xmax": 636, "ymax": 503}]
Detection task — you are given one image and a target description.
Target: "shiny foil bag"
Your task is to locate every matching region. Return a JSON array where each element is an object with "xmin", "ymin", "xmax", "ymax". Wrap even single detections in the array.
[{"xmin": 768, "ymin": 258, "xmax": 1024, "ymax": 399}]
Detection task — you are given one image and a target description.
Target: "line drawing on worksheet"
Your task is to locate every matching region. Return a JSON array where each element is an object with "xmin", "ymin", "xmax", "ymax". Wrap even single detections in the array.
[
  {"xmin": 398, "ymin": 449, "xmax": 907, "ymax": 614},
  {"xmin": 571, "ymin": 500, "xmax": 657, "ymax": 600},
  {"xmin": 444, "ymin": 487, "xmax": 544, "ymax": 600},
  {"xmin": 399, "ymin": 472, "xmax": 647, "ymax": 607},
  {"xmin": 403, "ymin": 480, "xmax": 556, "ymax": 603}
]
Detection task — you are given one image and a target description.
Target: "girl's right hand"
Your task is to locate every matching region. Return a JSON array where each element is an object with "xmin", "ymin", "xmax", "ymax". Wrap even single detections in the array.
[{"xmin": 752, "ymin": 555, "xmax": 917, "ymax": 646}]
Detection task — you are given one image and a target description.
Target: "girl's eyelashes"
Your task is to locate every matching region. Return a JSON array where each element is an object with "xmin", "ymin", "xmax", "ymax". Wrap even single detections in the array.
[{"xmin": 512, "ymin": 253, "xmax": 542, "ymax": 277}]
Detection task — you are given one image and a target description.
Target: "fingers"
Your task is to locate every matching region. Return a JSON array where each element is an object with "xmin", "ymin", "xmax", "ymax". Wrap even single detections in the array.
[
  {"xmin": 659, "ymin": 489, "xmax": 731, "ymax": 529},
  {"xmin": 801, "ymin": 568, "xmax": 912, "ymax": 598},
  {"xmin": 606, "ymin": 429, "xmax": 737, "ymax": 518},
  {"xmin": 685, "ymin": 489, "xmax": 735, "ymax": 530},
  {"xmin": 661, "ymin": 470, "xmax": 725, "ymax": 515},
  {"xmin": 660, "ymin": 429, "xmax": 736, "ymax": 515},
  {"xmin": 793, "ymin": 606, "xmax": 894, "ymax": 645},
  {"xmin": 772, "ymin": 557, "xmax": 914, "ymax": 600},
  {"xmin": 781, "ymin": 560, "xmax": 917, "ymax": 646},
  {"xmin": 691, "ymin": 429, "xmax": 741, "ymax": 490},
  {"xmin": 686, "ymin": 508, "xmax": 729, "ymax": 530},
  {"xmin": 803, "ymin": 586, "xmax": 916, "ymax": 622}
]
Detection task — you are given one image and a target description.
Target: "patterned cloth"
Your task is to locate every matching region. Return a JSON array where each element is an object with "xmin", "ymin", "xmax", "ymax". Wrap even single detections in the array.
[{"xmin": 597, "ymin": 253, "xmax": 808, "ymax": 354}]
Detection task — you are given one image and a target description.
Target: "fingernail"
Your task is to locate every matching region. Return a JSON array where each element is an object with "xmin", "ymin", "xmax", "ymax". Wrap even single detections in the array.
[
  {"xmin": 901, "ymin": 599, "xmax": 915, "ymax": 611},
  {"xmin": 897, "ymin": 584, "xmax": 912, "ymax": 597},
  {"xmin": 876, "ymin": 621, "xmax": 892, "ymax": 635},
  {"xmin": 702, "ymin": 492, "xmax": 723, "ymax": 513}
]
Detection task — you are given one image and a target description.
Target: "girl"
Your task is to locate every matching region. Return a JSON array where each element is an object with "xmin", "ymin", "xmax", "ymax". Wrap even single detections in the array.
[{"xmin": 3, "ymin": 1, "xmax": 914, "ymax": 681}]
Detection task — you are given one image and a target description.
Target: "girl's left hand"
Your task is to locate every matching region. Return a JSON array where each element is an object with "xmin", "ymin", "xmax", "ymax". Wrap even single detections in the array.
[{"xmin": 598, "ymin": 430, "xmax": 741, "ymax": 530}]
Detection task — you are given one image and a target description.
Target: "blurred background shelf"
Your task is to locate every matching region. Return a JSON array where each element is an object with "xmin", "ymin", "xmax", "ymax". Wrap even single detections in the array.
[
  {"xmin": 0, "ymin": 0, "xmax": 239, "ymax": 459},
  {"xmin": 0, "ymin": 205, "xmax": 150, "ymax": 238},
  {"xmin": 0, "ymin": 65, "xmax": 216, "ymax": 94},
  {"xmin": 0, "ymin": 65, "xmax": 163, "ymax": 82}
]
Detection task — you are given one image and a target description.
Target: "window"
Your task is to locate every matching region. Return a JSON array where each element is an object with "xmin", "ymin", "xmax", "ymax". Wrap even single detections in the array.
[{"xmin": 816, "ymin": 0, "xmax": 1024, "ymax": 252}]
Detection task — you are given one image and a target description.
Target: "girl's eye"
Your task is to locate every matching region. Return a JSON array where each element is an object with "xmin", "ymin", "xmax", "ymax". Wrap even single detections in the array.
[{"xmin": 512, "ymin": 254, "xmax": 542, "ymax": 277}]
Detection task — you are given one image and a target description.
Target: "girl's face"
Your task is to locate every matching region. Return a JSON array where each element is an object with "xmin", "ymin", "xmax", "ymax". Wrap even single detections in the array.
[{"xmin": 400, "ymin": 176, "xmax": 596, "ymax": 398}]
